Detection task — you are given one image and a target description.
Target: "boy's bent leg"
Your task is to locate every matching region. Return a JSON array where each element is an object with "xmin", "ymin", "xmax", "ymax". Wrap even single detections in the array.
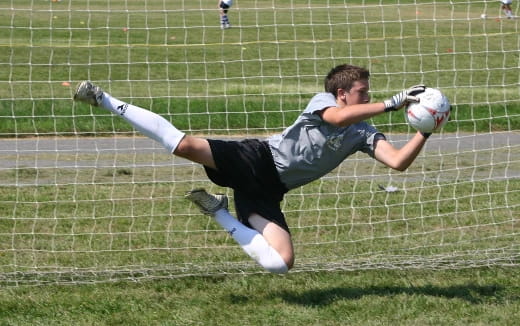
[
  {"xmin": 185, "ymin": 189, "xmax": 290, "ymax": 274},
  {"xmin": 215, "ymin": 210, "xmax": 290, "ymax": 274}
]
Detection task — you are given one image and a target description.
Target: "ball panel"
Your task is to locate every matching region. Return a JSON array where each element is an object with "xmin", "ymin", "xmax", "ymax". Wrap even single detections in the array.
[{"xmin": 406, "ymin": 104, "xmax": 436, "ymax": 132}]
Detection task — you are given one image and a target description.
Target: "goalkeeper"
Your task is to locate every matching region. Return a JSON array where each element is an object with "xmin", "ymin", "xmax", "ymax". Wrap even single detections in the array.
[{"xmin": 74, "ymin": 64, "xmax": 430, "ymax": 274}]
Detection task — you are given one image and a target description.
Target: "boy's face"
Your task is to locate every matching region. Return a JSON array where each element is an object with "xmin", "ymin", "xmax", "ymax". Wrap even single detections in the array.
[{"xmin": 344, "ymin": 79, "xmax": 370, "ymax": 105}]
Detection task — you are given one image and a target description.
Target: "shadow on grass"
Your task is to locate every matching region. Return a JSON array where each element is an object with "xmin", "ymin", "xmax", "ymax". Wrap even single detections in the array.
[{"xmin": 276, "ymin": 284, "xmax": 505, "ymax": 306}]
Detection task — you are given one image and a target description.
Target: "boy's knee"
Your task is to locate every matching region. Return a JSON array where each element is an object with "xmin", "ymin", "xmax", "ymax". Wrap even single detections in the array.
[
  {"xmin": 173, "ymin": 137, "xmax": 188, "ymax": 155},
  {"xmin": 262, "ymin": 249, "xmax": 294, "ymax": 274},
  {"xmin": 173, "ymin": 136, "xmax": 199, "ymax": 156},
  {"xmin": 264, "ymin": 260, "xmax": 289, "ymax": 274}
]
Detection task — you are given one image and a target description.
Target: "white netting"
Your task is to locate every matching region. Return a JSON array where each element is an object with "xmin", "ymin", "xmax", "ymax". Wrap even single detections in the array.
[{"xmin": 0, "ymin": 0, "xmax": 518, "ymax": 285}]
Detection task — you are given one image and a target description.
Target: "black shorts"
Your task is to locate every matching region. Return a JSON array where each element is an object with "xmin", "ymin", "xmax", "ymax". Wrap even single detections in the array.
[
  {"xmin": 204, "ymin": 139, "xmax": 290, "ymax": 233},
  {"xmin": 219, "ymin": 3, "xmax": 230, "ymax": 11}
]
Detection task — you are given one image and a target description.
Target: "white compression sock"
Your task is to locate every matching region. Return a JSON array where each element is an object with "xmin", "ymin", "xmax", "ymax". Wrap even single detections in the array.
[
  {"xmin": 213, "ymin": 209, "xmax": 289, "ymax": 274},
  {"xmin": 100, "ymin": 93, "xmax": 185, "ymax": 153}
]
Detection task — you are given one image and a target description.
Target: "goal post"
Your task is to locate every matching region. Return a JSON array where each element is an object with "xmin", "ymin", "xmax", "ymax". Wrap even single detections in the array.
[{"xmin": 0, "ymin": 0, "xmax": 518, "ymax": 285}]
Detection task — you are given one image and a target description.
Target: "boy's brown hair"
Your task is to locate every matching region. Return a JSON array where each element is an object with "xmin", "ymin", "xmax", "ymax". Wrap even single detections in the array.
[{"xmin": 324, "ymin": 64, "xmax": 370, "ymax": 97}]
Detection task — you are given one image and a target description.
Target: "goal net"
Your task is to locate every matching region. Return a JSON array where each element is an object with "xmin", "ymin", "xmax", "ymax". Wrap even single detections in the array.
[{"xmin": 1, "ymin": 0, "xmax": 518, "ymax": 285}]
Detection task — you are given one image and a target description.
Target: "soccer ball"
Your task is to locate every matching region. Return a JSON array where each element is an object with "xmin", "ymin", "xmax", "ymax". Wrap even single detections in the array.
[{"xmin": 405, "ymin": 87, "xmax": 450, "ymax": 133}]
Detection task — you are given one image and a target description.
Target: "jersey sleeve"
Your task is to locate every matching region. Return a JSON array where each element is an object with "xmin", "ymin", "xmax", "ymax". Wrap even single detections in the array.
[
  {"xmin": 303, "ymin": 93, "xmax": 337, "ymax": 115},
  {"xmin": 359, "ymin": 123, "xmax": 386, "ymax": 158}
]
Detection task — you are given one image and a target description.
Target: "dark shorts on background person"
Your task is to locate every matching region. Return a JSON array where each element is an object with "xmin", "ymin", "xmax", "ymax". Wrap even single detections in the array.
[{"xmin": 204, "ymin": 139, "xmax": 290, "ymax": 233}]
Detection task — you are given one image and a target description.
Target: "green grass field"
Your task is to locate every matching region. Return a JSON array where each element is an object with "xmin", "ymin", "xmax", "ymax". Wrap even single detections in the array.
[
  {"xmin": 1, "ymin": 268, "xmax": 519, "ymax": 325},
  {"xmin": 1, "ymin": 0, "xmax": 519, "ymax": 324}
]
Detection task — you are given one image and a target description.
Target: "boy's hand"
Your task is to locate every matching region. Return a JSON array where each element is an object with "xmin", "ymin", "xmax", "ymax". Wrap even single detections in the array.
[{"xmin": 384, "ymin": 84, "xmax": 426, "ymax": 112}]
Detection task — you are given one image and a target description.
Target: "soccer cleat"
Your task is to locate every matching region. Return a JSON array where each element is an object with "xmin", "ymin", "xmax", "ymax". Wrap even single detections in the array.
[
  {"xmin": 73, "ymin": 81, "xmax": 104, "ymax": 106},
  {"xmin": 185, "ymin": 188, "xmax": 228, "ymax": 215}
]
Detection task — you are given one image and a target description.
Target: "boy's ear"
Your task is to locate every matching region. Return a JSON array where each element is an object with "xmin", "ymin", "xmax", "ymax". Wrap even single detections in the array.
[{"xmin": 337, "ymin": 88, "xmax": 346, "ymax": 98}]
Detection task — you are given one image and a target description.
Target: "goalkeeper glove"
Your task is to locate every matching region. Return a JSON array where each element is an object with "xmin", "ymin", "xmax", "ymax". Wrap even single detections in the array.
[
  {"xmin": 421, "ymin": 132, "xmax": 432, "ymax": 139},
  {"xmin": 383, "ymin": 84, "xmax": 426, "ymax": 112}
]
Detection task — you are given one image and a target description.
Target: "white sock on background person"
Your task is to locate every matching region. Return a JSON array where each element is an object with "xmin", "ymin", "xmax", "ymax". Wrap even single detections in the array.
[
  {"xmin": 213, "ymin": 209, "xmax": 289, "ymax": 274},
  {"xmin": 100, "ymin": 93, "xmax": 185, "ymax": 153}
]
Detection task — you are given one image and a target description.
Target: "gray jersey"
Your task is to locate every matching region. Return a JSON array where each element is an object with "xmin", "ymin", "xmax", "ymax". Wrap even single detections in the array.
[{"xmin": 268, "ymin": 92, "xmax": 384, "ymax": 190}]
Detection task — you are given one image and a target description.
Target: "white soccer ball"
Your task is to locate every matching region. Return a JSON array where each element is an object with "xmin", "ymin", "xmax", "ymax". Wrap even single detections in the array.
[
  {"xmin": 480, "ymin": 13, "xmax": 487, "ymax": 19},
  {"xmin": 405, "ymin": 87, "xmax": 451, "ymax": 133}
]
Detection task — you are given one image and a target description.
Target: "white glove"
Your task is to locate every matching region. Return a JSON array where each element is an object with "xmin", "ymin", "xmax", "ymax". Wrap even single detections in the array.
[{"xmin": 383, "ymin": 84, "xmax": 426, "ymax": 111}]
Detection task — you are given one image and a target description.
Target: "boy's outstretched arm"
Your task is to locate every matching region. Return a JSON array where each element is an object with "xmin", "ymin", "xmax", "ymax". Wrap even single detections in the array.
[
  {"xmin": 373, "ymin": 131, "xmax": 429, "ymax": 171},
  {"xmin": 321, "ymin": 85, "xmax": 425, "ymax": 127}
]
